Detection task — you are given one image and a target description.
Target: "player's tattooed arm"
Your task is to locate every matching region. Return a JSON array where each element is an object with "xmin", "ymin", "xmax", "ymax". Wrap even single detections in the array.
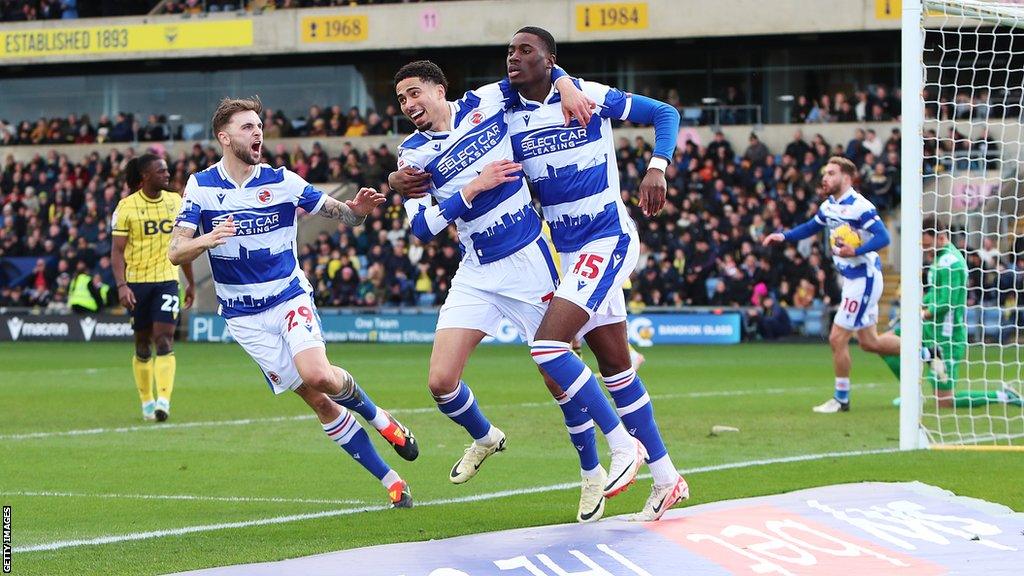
[
  {"xmin": 167, "ymin": 220, "xmax": 235, "ymax": 265},
  {"xmin": 318, "ymin": 188, "xmax": 386, "ymax": 226}
]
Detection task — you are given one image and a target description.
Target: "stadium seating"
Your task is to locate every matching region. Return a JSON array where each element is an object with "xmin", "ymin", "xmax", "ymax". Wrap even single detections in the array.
[{"xmin": 0, "ymin": 123, "xmax": 940, "ymax": 345}]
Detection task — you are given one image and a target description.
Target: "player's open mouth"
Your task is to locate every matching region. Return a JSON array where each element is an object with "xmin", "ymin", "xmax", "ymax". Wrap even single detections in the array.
[
  {"xmin": 410, "ymin": 109, "xmax": 425, "ymax": 121},
  {"xmin": 508, "ymin": 67, "xmax": 521, "ymax": 78},
  {"xmin": 251, "ymin": 141, "xmax": 261, "ymax": 153}
]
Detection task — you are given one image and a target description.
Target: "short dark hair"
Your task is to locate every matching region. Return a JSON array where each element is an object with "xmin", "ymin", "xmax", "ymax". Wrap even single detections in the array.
[
  {"xmin": 124, "ymin": 153, "xmax": 162, "ymax": 191},
  {"xmin": 515, "ymin": 26, "xmax": 556, "ymax": 55},
  {"xmin": 394, "ymin": 60, "xmax": 448, "ymax": 91},
  {"xmin": 922, "ymin": 215, "xmax": 948, "ymax": 236}
]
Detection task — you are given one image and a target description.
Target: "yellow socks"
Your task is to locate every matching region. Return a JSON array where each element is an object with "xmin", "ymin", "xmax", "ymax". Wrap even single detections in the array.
[
  {"xmin": 132, "ymin": 355, "xmax": 155, "ymax": 404},
  {"xmin": 154, "ymin": 353, "xmax": 176, "ymax": 402}
]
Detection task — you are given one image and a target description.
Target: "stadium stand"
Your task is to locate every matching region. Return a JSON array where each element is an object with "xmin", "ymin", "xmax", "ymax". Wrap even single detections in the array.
[
  {"xmin": 0, "ymin": 0, "xmax": 442, "ymax": 21},
  {"xmin": 2, "ymin": 102, "xmax": 1017, "ymax": 339},
  {"xmin": 5, "ymin": 124, "xmax": 981, "ymax": 340},
  {"xmin": 0, "ymin": 89, "xmax": 903, "ymax": 148}
]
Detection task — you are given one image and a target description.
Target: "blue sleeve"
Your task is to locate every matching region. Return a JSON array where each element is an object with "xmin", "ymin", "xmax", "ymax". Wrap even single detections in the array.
[
  {"xmin": 175, "ymin": 177, "xmax": 202, "ymax": 229},
  {"xmin": 298, "ymin": 184, "xmax": 325, "ymax": 213},
  {"xmin": 783, "ymin": 218, "xmax": 825, "ymax": 242},
  {"xmin": 855, "ymin": 219, "xmax": 890, "ymax": 256},
  {"xmin": 854, "ymin": 208, "xmax": 880, "ymax": 229},
  {"xmin": 408, "ymin": 192, "xmax": 471, "ymax": 243},
  {"xmin": 408, "ymin": 204, "xmax": 435, "ymax": 243},
  {"xmin": 621, "ymin": 94, "xmax": 680, "ymax": 160}
]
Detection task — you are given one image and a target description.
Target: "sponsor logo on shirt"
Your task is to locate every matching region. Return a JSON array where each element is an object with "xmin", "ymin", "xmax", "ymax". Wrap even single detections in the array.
[
  {"xmin": 212, "ymin": 211, "xmax": 282, "ymax": 236},
  {"xmin": 512, "ymin": 117, "xmax": 603, "ymax": 160},
  {"xmin": 430, "ymin": 114, "xmax": 506, "ymax": 187}
]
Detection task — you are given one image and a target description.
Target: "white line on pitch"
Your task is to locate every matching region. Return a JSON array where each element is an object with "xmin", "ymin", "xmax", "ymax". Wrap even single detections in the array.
[
  {"xmin": 0, "ymin": 383, "xmax": 886, "ymax": 442},
  {"xmin": 13, "ymin": 447, "xmax": 900, "ymax": 553},
  {"xmin": 0, "ymin": 491, "xmax": 369, "ymax": 506}
]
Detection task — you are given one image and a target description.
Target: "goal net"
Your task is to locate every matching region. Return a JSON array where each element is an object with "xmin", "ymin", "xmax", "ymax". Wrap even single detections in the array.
[{"xmin": 903, "ymin": 0, "xmax": 1024, "ymax": 448}]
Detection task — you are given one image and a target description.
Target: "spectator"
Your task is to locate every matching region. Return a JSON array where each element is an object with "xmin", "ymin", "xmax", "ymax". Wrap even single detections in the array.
[
  {"xmin": 748, "ymin": 297, "xmax": 792, "ymax": 339},
  {"xmin": 743, "ymin": 133, "xmax": 770, "ymax": 167}
]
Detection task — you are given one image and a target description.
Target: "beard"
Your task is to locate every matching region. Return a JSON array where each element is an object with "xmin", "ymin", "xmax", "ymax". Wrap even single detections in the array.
[{"xmin": 229, "ymin": 140, "xmax": 259, "ymax": 166}]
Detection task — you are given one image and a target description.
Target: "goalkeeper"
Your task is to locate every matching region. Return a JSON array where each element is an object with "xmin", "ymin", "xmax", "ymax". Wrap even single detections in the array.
[{"xmin": 883, "ymin": 217, "xmax": 1020, "ymax": 407}]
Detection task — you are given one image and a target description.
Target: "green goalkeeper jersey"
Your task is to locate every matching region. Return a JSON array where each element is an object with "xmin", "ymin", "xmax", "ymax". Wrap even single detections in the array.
[{"xmin": 923, "ymin": 242, "xmax": 968, "ymax": 350}]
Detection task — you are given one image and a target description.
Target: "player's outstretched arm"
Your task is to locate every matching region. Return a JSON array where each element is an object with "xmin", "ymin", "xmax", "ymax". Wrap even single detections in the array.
[
  {"xmin": 764, "ymin": 217, "xmax": 826, "ymax": 248},
  {"xmin": 167, "ymin": 218, "xmax": 235, "ymax": 266},
  {"xmin": 317, "ymin": 189, "xmax": 385, "ymax": 226}
]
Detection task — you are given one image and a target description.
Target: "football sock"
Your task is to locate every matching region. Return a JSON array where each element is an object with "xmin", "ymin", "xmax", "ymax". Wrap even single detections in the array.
[
  {"xmin": 154, "ymin": 352, "xmax": 175, "ymax": 402},
  {"xmin": 132, "ymin": 355, "xmax": 154, "ymax": 404},
  {"xmin": 435, "ymin": 381, "xmax": 492, "ymax": 442},
  {"xmin": 834, "ymin": 377, "xmax": 850, "ymax": 403},
  {"xmin": 381, "ymin": 469, "xmax": 402, "ymax": 490},
  {"xmin": 603, "ymin": 369, "xmax": 674, "ymax": 483},
  {"xmin": 648, "ymin": 455, "xmax": 680, "ymax": 486},
  {"xmin": 322, "ymin": 410, "xmax": 391, "ymax": 480},
  {"xmin": 329, "ymin": 374, "xmax": 388, "ymax": 430},
  {"xmin": 554, "ymin": 392, "xmax": 600, "ymax": 473},
  {"xmin": 531, "ymin": 340, "xmax": 633, "ymax": 451},
  {"xmin": 881, "ymin": 354, "xmax": 900, "ymax": 378}
]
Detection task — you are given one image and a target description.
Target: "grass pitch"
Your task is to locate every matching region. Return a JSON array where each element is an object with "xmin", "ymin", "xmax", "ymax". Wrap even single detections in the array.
[{"xmin": 1, "ymin": 341, "xmax": 1022, "ymax": 575}]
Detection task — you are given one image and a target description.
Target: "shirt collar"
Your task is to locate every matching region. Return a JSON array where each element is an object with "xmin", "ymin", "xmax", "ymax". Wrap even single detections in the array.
[
  {"xmin": 517, "ymin": 83, "xmax": 558, "ymax": 108},
  {"xmin": 831, "ymin": 187, "xmax": 856, "ymax": 203},
  {"xmin": 216, "ymin": 160, "xmax": 259, "ymax": 188}
]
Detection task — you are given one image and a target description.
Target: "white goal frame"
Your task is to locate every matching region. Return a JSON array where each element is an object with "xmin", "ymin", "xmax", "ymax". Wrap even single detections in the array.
[{"xmin": 901, "ymin": 0, "xmax": 1024, "ymax": 451}]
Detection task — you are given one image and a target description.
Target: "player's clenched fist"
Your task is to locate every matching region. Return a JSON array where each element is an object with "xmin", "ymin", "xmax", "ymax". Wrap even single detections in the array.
[
  {"xmin": 762, "ymin": 232, "xmax": 785, "ymax": 246},
  {"xmin": 205, "ymin": 214, "xmax": 236, "ymax": 249},
  {"xmin": 464, "ymin": 160, "xmax": 522, "ymax": 202},
  {"xmin": 346, "ymin": 187, "xmax": 387, "ymax": 216}
]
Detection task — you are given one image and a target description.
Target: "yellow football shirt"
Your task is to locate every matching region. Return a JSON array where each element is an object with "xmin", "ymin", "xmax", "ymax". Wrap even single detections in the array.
[{"xmin": 111, "ymin": 190, "xmax": 182, "ymax": 283}]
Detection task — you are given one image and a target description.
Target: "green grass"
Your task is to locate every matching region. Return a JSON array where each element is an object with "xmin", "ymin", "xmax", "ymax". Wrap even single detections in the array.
[{"xmin": 1, "ymin": 342, "xmax": 1022, "ymax": 575}]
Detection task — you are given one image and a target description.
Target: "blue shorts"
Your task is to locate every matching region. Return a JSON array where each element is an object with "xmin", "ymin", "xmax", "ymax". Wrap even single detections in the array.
[{"xmin": 129, "ymin": 281, "xmax": 179, "ymax": 330}]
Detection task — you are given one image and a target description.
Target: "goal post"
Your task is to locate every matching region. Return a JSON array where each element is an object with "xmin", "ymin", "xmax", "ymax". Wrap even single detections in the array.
[
  {"xmin": 900, "ymin": 0, "xmax": 925, "ymax": 450},
  {"xmin": 902, "ymin": 0, "xmax": 1024, "ymax": 450}
]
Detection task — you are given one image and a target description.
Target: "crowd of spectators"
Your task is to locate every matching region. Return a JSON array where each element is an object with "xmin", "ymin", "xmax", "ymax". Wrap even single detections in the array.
[
  {"xmin": 789, "ymin": 85, "xmax": 902, "ymax": 124},
  {"xmin": 2, "ymin": 86, "xmax": 904, "ymax": 149},
  {"xmin": 163, "ymin": 0, "xmax": 434, "ymax": 14},
  {"xmin": 0, "ymin": 0, "xmax": 432, "ymax": 20},
  {"xmin": 7, "ymin": 124, "xmax": 1017, "ymax": 341},
  {"xmin": 0, "ymin": 1, "xmax": 162, "ymax": 20},
  {"xmin": 617, "ymin": 126, "xmax": 901, "ymax": 334},
  {"xmin": 0, "ymin": 105, "xmax": 398, "ymax": 147},
  {"xmin": 0, "ymin": 137, "xmax": 419, "ymax": 311}
]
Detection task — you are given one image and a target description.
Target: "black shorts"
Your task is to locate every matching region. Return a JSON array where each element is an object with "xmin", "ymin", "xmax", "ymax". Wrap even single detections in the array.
[{"xmin": 129, "ymin": 281, "xmax": 180, "ymax": 330}]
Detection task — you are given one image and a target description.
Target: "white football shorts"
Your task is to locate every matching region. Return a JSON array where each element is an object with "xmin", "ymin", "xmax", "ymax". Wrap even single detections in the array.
[
  {"xmin": 436, "ymin": 236, "xmax": 558, "ymax": 342},
  {"xmin": 555, "ymin": 232, "xmax": 640, "ymax": 338},
  {"xmin": 833, "ymin": 269, "xmax": 883, "ymax": 331},
  {"xmin": 225, "ymin": 292, "xmax": 325, "ymax": 394}
]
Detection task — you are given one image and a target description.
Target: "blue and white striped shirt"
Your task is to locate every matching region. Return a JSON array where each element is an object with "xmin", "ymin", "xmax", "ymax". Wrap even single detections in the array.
[
  {"xmin": 175, "ymin": 161, "xmax": 325, "ymax": 318},
  {"xmin": 399, "ymin": 82, "xmax": 542, "ymax": 266},
  {"xmin": 508, "ymin": 79, "xmax": 679, "ymax": 253}
]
